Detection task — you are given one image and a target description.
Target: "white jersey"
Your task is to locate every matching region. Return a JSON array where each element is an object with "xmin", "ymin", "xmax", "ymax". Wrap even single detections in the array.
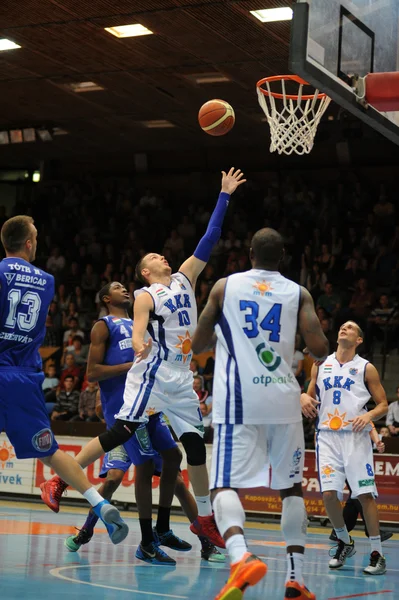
[
  {"xmin": 316, "ymin": 353, "xmax": 371, "ymax": 432},
  {"xmin": 213, "ymin": 269, "xmax": 301, "ymax": 425},
  {"xmin": 135, "ymin": 272, "xmax": 197, "ymax": 368}
]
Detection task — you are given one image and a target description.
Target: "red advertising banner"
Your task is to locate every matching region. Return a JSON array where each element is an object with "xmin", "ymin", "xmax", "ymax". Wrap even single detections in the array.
[{"xmin": 239, "ymin": 451, "xmax": 399, "ymax": 524}]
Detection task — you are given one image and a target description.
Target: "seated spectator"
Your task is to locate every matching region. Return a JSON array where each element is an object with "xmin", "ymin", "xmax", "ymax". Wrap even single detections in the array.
[
  {"xmin": 386, "ymin": 388, "xmax": 399, "ymax": 437},
  {"xmin": 43, "ymin": 314, "xmax": 59, "ymax": 347},
  {"xmin": 349, "ymin": 278, "xmax": 374, "ymax": 324},
  {"xmin": 372, "ymin": 245, "xmax": 397, "ymax": 286},
  {"xmin": 178, "ymin": 215, "xmax": 196, "ymax": 242},
  {"xmin": 42, "ymin": 365, "xmax": 59, "ymax": 413},
  {"xmin": 71, "ymin": 285, "xmax": 93, "ymax": 314},
  {"xmin": 320, "ymin": 317, "xmax": 337, "ymax": 352},
  {"xmin": 62, "ymin": 301, "xmax": 79, "ymax": 328},
  {"xmin": 48, "ymin": 300, "xmax": 63, "ymax": 333},
  {"xmin": 196, "ymin": 281, "xmax": 211, "ymax": 313},
  {"xmin": 54, "ymin": 283, "xmax": 70, "ymax": 313},
  {"xmin": 51, "ymin": 375, "xmax": 80, "ymax": 421},
  {"xmin": 306, "ymin": 263, "xmax": 327, "ymax": 301},
  {"xmin": 101, "ymin": 263, "xmax": 114, "ymax": 283},
  {"xmin": 379, "ymin": 426, "xmax": 390, "ymax": 439},
  {"xmin": 72, "ymin": 381, "xmax": 100, "ymax": 422},
  {"xmin": 163, "ymin": 229, "xmax": 184, "ymax": 264},
  {"xmin": 202, "ymin": 353, "xmax": 215, "ymax": 393},
  {"xmin": 316, "ymin": 243, "xmax": 335, "ymax": 274},
  {"xmin": 367, "ymin": 294, "xmax": 399, "ymax": 354},
  {"xmin": 46, "ymin": 246, "xmax": 66, "ymax": 276},
  {"xmin": 81, "ymin": 263, "xmax": 99, "ymax": 293},
  {"xmin": 59, "ymin": 354, "xmax": 81, "ymax": 390},
  {"xmin": 190, "ymin": 359, "xmax": 200, "ymax": 377},
  {"xmin": 317, "ymin": 282, "xmax": 341, "ymax": 319},
  {"xmin": 361, "ymin": 227, "xmax": 379, "ymax": 259},
  {"xmin": 63, "ymin": 316, "xmax": 85, "ymax": 347},
  {"xmin": 63, "ymin": 335, "xmax": 88, "ymax": 367},
  {"xmin": 64, "ymin": 261, "xmax": 81, "ymax": 290}
]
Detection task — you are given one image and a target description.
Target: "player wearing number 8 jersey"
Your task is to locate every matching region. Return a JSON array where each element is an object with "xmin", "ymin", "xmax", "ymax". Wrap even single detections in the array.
[
  {"xmin": 301, "ymin": 321, "xmax": 388, "ymax": 575},
  {"xmin": 0, "ymin": 216, "xmax": 128, "ymax": 545},
  {"xmin": 192, "ymin": 228, "xmax": 329, "ymax": 600}
]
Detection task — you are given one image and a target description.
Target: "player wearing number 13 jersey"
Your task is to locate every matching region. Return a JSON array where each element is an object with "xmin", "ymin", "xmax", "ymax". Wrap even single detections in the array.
[
  {"xmin": 192, "ymin": 228, "xmax": 329, "ymax": 600},
  {"xmin": 302, "ymin": 321, "xmax": 388, "ymax": 575}
]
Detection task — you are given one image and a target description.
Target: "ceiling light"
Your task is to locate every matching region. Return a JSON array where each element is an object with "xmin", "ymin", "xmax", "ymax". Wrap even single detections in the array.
[
  {"xmin": 66, "ymin": 81, "xmax": 105, "ymax": 93},
  {"xmin": 141, "ymin": 120, "xmax": 175, "ymax": 128},
  {"xmin": 0, "ymin": 131, "xmax": 9, "ymax": 145},
  {"xmin": 105, "ymin": 24, "xmax": 153, "ymax": 38},
  {"xmin": 250, "ymin": 7, "xmax": 293, "ymax": 23},
  {"xmin": 53, "ymin": 127, "xmax": 69, "ymax": 136},
  {"xmin": 10, "ymin": 130, "xmax": 23, "ymax": 144},
  {"xmin": 23, "ymin": 128, "xmax": 36, "ymax": 142},
  {"xmin": 32, "ymin": 171, "xmax": 41, "ymax": 183},
  {"xmin": 0, "ymin": 39, "xmax": 21, "ymax": 51},
  {"xmin": 186, "ymin": 73, "xmax": 231, "ymax": 84},
  {"xmin": 37, "ymin": 128, "xmax": 52, "ymax": 142}
]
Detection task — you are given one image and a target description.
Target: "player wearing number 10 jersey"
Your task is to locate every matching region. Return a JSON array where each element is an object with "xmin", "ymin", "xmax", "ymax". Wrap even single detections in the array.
[
  {"xmin": 192, "ymin": 228, "xmax": 329, "ymax": 600},
  {"xmin": 0, "ymin": 216, "xmax": 128, "ymax": 545}
]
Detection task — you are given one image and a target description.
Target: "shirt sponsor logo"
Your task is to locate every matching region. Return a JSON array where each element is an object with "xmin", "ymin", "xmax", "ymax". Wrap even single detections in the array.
[
  {"xmin": 175, "ymin": 330, "xmax": 192, "ymax": 364},
  {"xmin": 349, "ymin": 368, "xmax": 358, "ymax": 376},
  {"xmin": 358, "ymin": 478, "xmax": 375, "ymax": 487},
  {"xmin": 289, "ymin": 447, "xmax": 302, "ymax": 478},
  {"xmin": 252, "ymin": 373, "xmax": 295, "ymax": 387},
  {"xmin": 322, "ymin": 408, "xmax": 351, "ymax": 430},
  {"xmin": 15, "ymin": 273, "xmax": 47, "ymax": 286},
  {"xmin": 118, "ymin": 339, "xmax": 132, "ymax": 350},
  {"xmin": 321, "ymin": 465, "xmax": 335, "ymax": 478},
  {"xmin": 255, "ymin": 342, "xmax": 281, "ymax": 371},
  {"xmin": 31, "ymin": 428, "xmax": 53, "ymax": 453},
  {"xmin": 4, "ymin": 273, "xmax": 16, "ymax": 285},
  {"xmin": 252, "ymin": 280, "xmax": 273, "ymax": 297}
]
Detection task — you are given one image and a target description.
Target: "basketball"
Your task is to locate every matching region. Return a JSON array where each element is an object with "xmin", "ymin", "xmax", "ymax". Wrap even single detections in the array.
[{"xmin": 198, "ymin": 99, "xmax": 235, "ymax": 136}]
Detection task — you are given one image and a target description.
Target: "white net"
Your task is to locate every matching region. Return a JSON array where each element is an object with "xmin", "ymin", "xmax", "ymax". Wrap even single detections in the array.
[{"xmin": 257, "ymin": 78, "xmax": 331, "ymax": 156}]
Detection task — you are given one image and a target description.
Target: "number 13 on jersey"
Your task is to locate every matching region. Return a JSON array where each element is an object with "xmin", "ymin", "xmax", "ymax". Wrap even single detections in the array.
[{"xmin": 239, "ymin": 301, "xmax": 282, "ymax": 342}]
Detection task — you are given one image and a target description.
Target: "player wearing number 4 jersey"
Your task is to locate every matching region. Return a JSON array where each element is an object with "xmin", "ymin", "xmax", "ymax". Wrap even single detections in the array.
[
  {"xmin": 192, "ymin": 228, "xmax": 329, "ymax": 600},
  {"xmin": 0, "ymin": 216, "xmax": 128, "ymax": 546},
  {"xmin": 301, "ymin": 321, "xmax": 388, "ymax": 575}
]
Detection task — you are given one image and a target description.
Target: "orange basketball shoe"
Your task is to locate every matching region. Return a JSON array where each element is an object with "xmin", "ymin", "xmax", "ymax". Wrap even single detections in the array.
[
  {"xmin": 40, "ymin": 476, "xmax": 68, "ymax": 513},
  {"xmin": 284, "ymin": 581, "xmax": 316, "ymax": 599},
  {"xmin": 214, "ymin": 552, "xmax": 267, "ymax": 600}
]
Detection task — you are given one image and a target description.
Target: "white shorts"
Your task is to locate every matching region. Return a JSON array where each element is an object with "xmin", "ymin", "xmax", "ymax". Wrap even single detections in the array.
[
  {"xmin": 116, "ymin": 357, "xmax": 203, "ymax": 439},
  {"xmin": 210, "ymin": 421, "xmax": 305, "ymax": 490},
  {"xmin": 316, "ymin": 430, "xmax": 377, "ymax": 498}
]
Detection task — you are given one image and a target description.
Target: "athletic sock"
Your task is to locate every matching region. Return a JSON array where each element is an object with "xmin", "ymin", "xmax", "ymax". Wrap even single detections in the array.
[
  {"xmin": 82, "ymin": 511, "xmax": 99, "ymax": 533},
  {"xmin": 83, "ymin": 487, "xmax": 104, "ymax": 508},
  {"xmin": 334, "ymin": 526, "xmax": 350, "ymax": 545},
  {"xmin": 195, "ymin": 494, "xmax": 212, "ymax": 517},
  {"xmin": 226, "ymin": 534, "xmax": 248, "ymax": 564},
  {"xmin": 286, "ymin": 552, "xmax": 304, "ymax": 585},
  {"xmin": 369, "ymin": 535, "xmax": 382, "ymax": 555},
  {"xmin": 156, "ymin": 506, "xmax": 171, "ymax": 534},
  {"xmin": 139, "ymin": 518, "xmax": 154, "ymax": 546}
]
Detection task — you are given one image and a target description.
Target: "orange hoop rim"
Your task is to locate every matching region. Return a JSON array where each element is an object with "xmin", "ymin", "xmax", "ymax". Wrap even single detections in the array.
[{"xmin": 257, "ymin": 74, "xmax": 328, "ymax": 101}]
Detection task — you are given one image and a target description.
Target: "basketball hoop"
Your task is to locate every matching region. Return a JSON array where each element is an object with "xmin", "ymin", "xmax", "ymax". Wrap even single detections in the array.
[{"xmin": 257, "ymin": 75, "xmax": 331, "ymax": 156}]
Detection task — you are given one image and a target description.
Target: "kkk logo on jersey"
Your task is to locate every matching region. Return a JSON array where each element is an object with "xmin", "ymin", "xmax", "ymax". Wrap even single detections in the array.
[{"xmin": 255, "ymin": 342, "xmax": 281, "ymax": 372}]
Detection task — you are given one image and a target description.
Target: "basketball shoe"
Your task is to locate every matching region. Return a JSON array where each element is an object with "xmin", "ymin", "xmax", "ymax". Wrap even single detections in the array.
[
  {"xmin": 199, "ymin": 536, "xmax": 226, "ymax": 562},
  {"xmin": 363, "ymin": 551, "xmax": 387, "ymax": 575},
  {"xmin": 136, "ymin": 541, "xmax": 176, "ymax": 565},
  {"xmin": 153, "ymin": 527, "xmax": 192, "ymax": 551},
  {"xmin": 190, "ymin": 515, "xmax": 226, "ymax": 548},
  {"xmin": 65, "ymin": 527, "xmax": 93, "ymax": 552},
  {"xmin": 92, "ymin": 500, "xmax": 128, "ymax": 545},
  {"xmin": 328, "ymin": 538, "xmax": 356, "ymax": 569},
  {"xmin": 284, "ymin": 581, "xmax": 316, "ymax": 599},
  {"xmin": 40, "ymin": 476, "xmax": 68, "ymax": 513},
  {"xmin": 214, "ymin": 552, "xmax": 267, "ymax": 600}
]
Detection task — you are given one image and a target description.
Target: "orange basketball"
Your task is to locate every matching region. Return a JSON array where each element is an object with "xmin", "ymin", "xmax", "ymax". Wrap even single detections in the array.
[{"xmin": 198, "ymin": 99, "xmax": 235, "ymax": 136}]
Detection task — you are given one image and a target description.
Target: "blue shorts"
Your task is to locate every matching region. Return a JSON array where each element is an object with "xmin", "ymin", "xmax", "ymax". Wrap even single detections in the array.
[
  {"xmin": 99, "ymin": 413, "xmax": 175, "ymax": 477},
  {"xmin": 0, "ymin": 368, "xmax": 58, "ymax": 459}
]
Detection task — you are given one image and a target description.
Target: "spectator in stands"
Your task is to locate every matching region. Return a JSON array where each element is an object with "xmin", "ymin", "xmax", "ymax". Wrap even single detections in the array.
[
  {"xmin": 379, "ymin": 426, "xmax": 390, "ymax": 438},
  {"xmin": 306, "ymin": 263, "xmax": 327, "ymax": 301},
  {"xmin": 43, "ymin": 314, "xmax": 59, "ymax": 347},
  {"xmin": 64, "ymin": 261, "xmax": 81, "ymax": 290},
  {"xmin": 367, "ymin": 294, "xmax": 399, "ymax": 354},
  {"xmin": 81, "ymin": 263, "xmax": 99, "ymax": 294},
  {"xmin": 373, "ymin": 194, "xmax": 395, "ymax": 220},
  {"xmin": 73, "ymin": 381, "xmax": 99, "ymax": 422},
  {"xmin": 361, "ymin": 227, "xmax": 379, "ymax": 259},
  {"xmin": 300, "ymin": 244, "xmax": 312, "ymax": 286},
  {"xmin": 386, "ymin": 388, "xmax": 399, "ymax": 437},
  {"xmin": 320, "ymin": 317, "xmax": 336, "ymax": 352},
  {"xmin": 42, "ymin": 365, "xmax": 59, "ymax": 413},
  {"xmin": 316, "ymin": 243, "xmax": 335, "ymax": 274},
  {"xmin": 63, "ymin": 316, "xmax": 84, "ymax": 347},
  {"xmin": 348, "ymin": 278, "xmax": 374, "ymax": 327},
  {"xmin": 196, "ymin": 280, "xmax": 211, "ymax": 313},
  {"xmin": 51, "ymin": 375, "xmax": 80, "ymax": 421},
  {"xmin": 71, "ymin": 285, "xmax": 92, "ymax": 314},
  {"xmin": 101, "ymin": 263, "xmax": 114, "ymax": 283},
  {"xmin": 62, "ymin": 301, "xmax": 79, "ymax": 329},
  {"xmin": 54, "ymin": 283, "xmax": 70, "ymax": 313},
  {"xmin": 59, "ymin": 354, "xmax": 81, "ymax": 390},
  {"xmin": 48, "ymin": 300, "xmax": 63, "ymax": 333},
  {"xmin": 189, "ymin": 359, "xmax": 199, "ymax": 377},
  {"xmin": 178, "ymin": 215, "xmax": 196, "ymax": 242},
  {"xmin": 163, "ymin": 229, "xmax": 184, "ymax": 264},
  {"xmin": 372, "ymin": 244, "xmax": 397, "ymax": 286},
  {"xmin": 63, "ymin": 335, "xmax": 88, "ymax": 367},
  {"xmin": 46, "ymin": 246, "xmax": 66, "ymax": 276},
  {"xmin": 317, "ymin": 282, "xmax": 341, "ymax": 319}
]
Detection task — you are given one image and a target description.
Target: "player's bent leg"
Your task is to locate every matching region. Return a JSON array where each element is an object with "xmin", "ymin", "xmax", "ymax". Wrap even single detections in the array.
[
  {"xmin": 212, "ymin": 488, "xmax": 267, "ymax": 600},
  {"xmin": 40, "ymin": 450, "xmax": 129, "ymax": 545},
  {"xmin": 357, "ymin": 493, "xmax": 387, "ymax": 575},
  {"xmin": 322, "ymin": 490, "xmax": 356, "ymax": 570},
  {"xmin": 65, "ymin": 468, "xmax": 125, "ymax": 552}
]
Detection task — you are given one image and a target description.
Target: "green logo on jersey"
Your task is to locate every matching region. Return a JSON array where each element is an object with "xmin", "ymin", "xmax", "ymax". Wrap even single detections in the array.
[
  {"xmin": 358, "ymin": 478, "xmax": 375, "ymax": 488},
  {"xmin": 255, "ymin": 343, "xmax": 282, "ymax": 372}
]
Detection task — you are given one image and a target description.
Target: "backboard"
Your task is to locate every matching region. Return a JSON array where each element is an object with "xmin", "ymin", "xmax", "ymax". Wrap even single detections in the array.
[{"xmin": 289, "ymin": 0, "xmax": 399, "ymax": 145}]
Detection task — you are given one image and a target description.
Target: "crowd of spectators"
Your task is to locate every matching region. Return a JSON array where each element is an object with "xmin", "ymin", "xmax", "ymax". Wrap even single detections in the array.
[{"xmin": 1, "ymin": 172, "xmax": 398, "ymax": 441}]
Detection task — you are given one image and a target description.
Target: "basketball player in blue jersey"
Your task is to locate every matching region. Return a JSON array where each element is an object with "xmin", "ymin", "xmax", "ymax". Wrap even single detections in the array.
[
  {"xmin": 0, "ymin": 216, "xmax": 128, "ymax": 545},
  {"xmin": 301, "ymin": 320, "xmax": 388, "ymax": 575},
  {"xmin": 40, "ymin": 167, "xmax": 245, "ymax": 548},
  {"xmin": 192, "ymin": 228, "xmax": 329, "ymax": 600},
  {"xmin": 63, "ymin": 281, "xmax": 223, "ymax": 562}
]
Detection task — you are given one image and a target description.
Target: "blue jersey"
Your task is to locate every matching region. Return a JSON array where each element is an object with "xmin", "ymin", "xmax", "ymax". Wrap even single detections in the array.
[
  {"xmin": 0, "ymin": 257, "xmax": 54, "ymax": 370},
  {"xmin": 98, "ymin": 315, "xmax": 134, "ymax": 426}
]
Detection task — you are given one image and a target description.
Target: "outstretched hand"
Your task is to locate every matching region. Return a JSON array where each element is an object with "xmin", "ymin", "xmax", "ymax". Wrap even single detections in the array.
[
  {"xmin": 221, "ymin": 168, "xmax": 246, "ymax": 195},
  {"xmin": 135, "ymin": 338, "xmax": 153, "ymax": 363}
]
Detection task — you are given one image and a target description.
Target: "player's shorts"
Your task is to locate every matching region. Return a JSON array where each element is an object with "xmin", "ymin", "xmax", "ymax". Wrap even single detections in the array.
[
  {"xmin": 316, "ymin": 430, "xmax": 377, "ymax": 498},
  {"xmin": 210, "ymin": 421, "xmax": 305, "ymax": 490},
  {"xmin": 99, "ymin": 413, "xmax": 175, "ymax": 477},
  {"xmin": 117, "ymin": 358, "xmax": 204, "ymax": 439},
  {"xmin": 0, "ymin": 367, "xmax": 58, "ymax": 459}
]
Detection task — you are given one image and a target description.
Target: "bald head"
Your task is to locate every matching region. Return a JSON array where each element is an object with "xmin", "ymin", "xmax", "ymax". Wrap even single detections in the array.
[{"xmin": 250, "ymin": 228, "xmax": 284, "ymax": 269}]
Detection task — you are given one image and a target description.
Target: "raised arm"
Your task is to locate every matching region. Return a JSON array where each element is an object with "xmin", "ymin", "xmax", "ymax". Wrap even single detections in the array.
[
  {"xmin": 87, "ymin": 320, "xmax": 133, "ymax": 382},
  {"xmin": 192, "ymin": 279, "xmax": 226, "ymax": 354},
  {"xmin": 352, "ymin": 362, "xmax": 389, "ymax": 432},
  {"xmin": 179, "ymin": 168, "xmax": 246, "ymax": 287},
  {"xmin": 132, "ymin": 292, "xmax": 154, "ymax": 361},
  {"xmin": 298, "ymin": 286, "xmax": 329, "ymax": 361}
]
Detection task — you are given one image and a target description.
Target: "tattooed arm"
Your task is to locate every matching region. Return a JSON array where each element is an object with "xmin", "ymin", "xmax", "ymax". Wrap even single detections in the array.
[
  {"xmin": 298, "ymin": 286, "xmax": 329, "ymax": 361},
  {"xmin": 192, "ymin": 279, "xmax": 226, "ymax": 354}
]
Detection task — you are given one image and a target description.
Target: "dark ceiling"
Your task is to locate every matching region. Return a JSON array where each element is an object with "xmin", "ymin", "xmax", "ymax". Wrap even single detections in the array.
[{"xmin": 0, "ymin": 0, "xmax": 300, "ymax": 166}]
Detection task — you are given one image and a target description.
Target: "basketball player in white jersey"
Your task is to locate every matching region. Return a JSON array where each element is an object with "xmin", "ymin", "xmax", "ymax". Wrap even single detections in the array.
[
  {"xmin": 192, "ymin": 228, "xmax": 329, "ymax": 600},
  {"xmin": 301, "ymin": 321, "xmax": 388, "ymax": 575},
  {"xmin": 40, "ymin": 167, "xmax": 245, "ymax": 548}
]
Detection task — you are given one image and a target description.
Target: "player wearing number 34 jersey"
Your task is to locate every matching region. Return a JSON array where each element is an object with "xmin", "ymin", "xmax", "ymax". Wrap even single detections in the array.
[{"xmin": 192, "ymin": 228, "xmax": 329, "ymax": 600}]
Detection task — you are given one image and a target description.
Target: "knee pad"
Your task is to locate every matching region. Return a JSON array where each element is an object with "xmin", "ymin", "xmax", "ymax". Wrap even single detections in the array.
[
  {"xmin": 281, "ymin": 496, "xmax": 307, "ymax": 548},
  {"xmin": 180, "ymin": 432, "xmax": 206, "ymax": 466},
  {"xmin": 99, "ymin": 420, "xmax": 139, "ymax": 453},
  {"xmin": 213, "ymin": 490, "xmax": 246, "ymax": 537}
]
